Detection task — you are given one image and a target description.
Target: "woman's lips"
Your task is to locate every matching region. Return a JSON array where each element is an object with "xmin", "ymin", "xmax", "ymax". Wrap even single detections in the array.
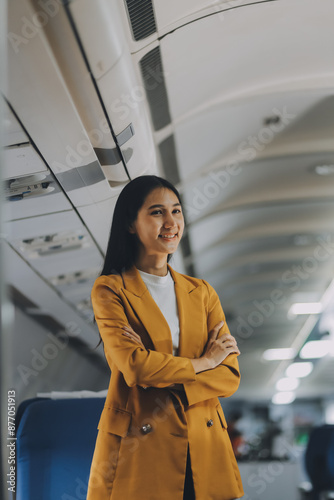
[{"xmin": 159, "ymin": 233, "xmax": 178, "ymax": 240}]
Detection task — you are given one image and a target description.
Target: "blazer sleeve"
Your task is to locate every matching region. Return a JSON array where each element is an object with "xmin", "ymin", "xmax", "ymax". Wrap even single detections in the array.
[
  {"xmin": 92, "ymin": 278, "xmax": 197, "ymax": 388},
  {"xmin": 182, "ymin": 279, "xmax": 241, "ymax": 406}
]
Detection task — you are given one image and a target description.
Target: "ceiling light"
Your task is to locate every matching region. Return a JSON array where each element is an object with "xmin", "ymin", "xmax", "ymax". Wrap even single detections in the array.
[
  {"xmin": 263, "ymin": 348, "xmax": 296, "ymax": 361},
  {"xmin": 293, "ymin": 235, "xmax": 312, "ymax": 246},
  {"xmin": 314, "ymin": 164, "xmax": 334, "ymax": 176},
  {"xmin": 325, "ymin": 403, "xmax": 334, "ymax": 424},
  {"xmin": 276, "ymin": 377, "xmax": 300, "ymax": 391},
  {"xmin": 300, "ymin": 340, "xmax": 334, "ymax": 359},
  {"xmin": 272, "ymin": 392, "xmax": 296, "ymax": 405},
  {"xmin": 288, "ymin": 302, "xmax": 323, "ymax": 316},
  {"xmin": 286, "ymin": 362, "xmax": 313, "ymax": 378}
]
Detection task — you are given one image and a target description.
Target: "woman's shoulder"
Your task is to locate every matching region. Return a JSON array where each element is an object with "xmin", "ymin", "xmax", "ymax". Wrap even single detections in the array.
[{"xmin": 92, "ymin": 273, "xmax": 123, "ymax": 293}]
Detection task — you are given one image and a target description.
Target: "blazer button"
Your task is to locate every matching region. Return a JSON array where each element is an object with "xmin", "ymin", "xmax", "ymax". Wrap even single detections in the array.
[
  {"xmin": 141, "ymin": 423, "xmax": 153, "ymax": 434},
  {"xmin": 207, "ymin": 419, "xmax": 214, "ymax": 427}
]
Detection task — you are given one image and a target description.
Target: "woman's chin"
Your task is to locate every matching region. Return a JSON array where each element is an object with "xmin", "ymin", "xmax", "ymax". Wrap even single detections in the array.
[{"xmin": 161, "ymin": 241, "xmax": 178, "ymax": 247}]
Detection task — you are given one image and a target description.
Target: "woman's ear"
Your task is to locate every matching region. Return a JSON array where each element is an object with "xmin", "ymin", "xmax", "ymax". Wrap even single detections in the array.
[{"xmin": 128, "ymin": 223, "xmax": 135, "ymax": 234}]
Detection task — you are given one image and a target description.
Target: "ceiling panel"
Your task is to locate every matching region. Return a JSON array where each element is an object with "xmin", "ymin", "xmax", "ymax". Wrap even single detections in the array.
[
  {"xmin": 192, "ymin": 239, "xmax": 334, "ymax": 277},
  {"xmin": 3, "ymin": 242, "xmax": 101, "ymax": 349},
  {"xmin": 3, "ymin": 102, "xmax": 28, "ymax": 147},
  {"xmin": 77, "ymin": 196, "xmax": 120, "ymax": 254},
  {"xmin": 154, "ymin": 0, "xmax": 274, "ymax": 36},
  {"xmin": 4, "ymin": 211, "xmax": 103, "ymax": 277},
  {"xmin": 179, "ymin": 152, "xmax": 334, "ymax": 218},
  {"xmin": 186, "ymin": 201, "xmax": 334, "ymax": 254},
  {"xmin": 172, "ymin": 92, "xmax": 333, "ymax": 183},
  {"xmin": 161, "ymin": 0, "xmax": 334, "ymax": 120}
]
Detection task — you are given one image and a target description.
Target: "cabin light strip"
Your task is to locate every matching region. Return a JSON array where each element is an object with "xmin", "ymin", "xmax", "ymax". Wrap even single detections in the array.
[{"xmin": 288, "ymin": 302, "xmax": 323, "ymax": 316}]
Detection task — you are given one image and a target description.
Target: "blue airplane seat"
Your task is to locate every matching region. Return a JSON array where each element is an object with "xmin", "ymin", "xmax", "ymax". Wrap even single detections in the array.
[
  {"xmin": 304, "ymin": 424, "xmax": 334, "ymax": 500},
  {"xmin": 15, "ymin": 397, "xmax": 48, "ymax": 431},
  {"xmin": 16, "ymin": 397, "xmax": 105, "ymax": 500}
]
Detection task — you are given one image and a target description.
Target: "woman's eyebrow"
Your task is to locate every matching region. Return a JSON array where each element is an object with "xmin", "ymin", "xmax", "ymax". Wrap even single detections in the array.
[{"xmin": 147, "ymin": 203, "xmax": 181, "ymax": 210}]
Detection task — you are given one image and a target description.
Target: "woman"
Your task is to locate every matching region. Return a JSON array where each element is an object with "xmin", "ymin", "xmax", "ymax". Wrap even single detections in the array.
[{"xmin": 87, "ymin": 175, "xmax": 244, "ymax": 500}]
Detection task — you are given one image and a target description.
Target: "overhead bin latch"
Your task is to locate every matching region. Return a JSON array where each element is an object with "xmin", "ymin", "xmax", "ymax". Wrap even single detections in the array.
[
  {"xmin": 94, "ymin": 123, "xmax": 134, "ymax": 167},
  {"xmin": 115, "ymin": 123, "xmax": 135, "ymax": 147}
]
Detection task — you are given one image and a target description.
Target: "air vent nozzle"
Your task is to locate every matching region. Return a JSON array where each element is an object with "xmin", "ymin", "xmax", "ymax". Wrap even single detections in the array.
[
  {"xmin": 18, "ymin": 231, "xmax": 91, "ymax": 258},
  {"xmin": 5, "ymin": 174, "xmax": 54, "ymax": 201}
]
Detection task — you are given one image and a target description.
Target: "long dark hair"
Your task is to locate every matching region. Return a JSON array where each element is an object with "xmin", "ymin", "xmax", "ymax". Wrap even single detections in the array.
[{"xmin": 100, "ymin": 175, "xmax": 183, "ymax": 277}]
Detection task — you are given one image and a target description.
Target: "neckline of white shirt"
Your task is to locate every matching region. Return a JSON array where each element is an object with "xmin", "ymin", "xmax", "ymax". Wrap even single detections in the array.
[{"xmin": 137, "ymin": 268, "xmax": 174, "ymax": 286}]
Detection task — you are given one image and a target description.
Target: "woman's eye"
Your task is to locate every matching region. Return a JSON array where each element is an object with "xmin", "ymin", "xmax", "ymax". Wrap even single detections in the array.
[{"xmin": 151, "ymin": 209, "xmax": 182, "ymax": 215}]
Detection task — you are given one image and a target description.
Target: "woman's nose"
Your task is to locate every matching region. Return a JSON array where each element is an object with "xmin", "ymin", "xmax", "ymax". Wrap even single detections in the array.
[{"xmin": 163, "ymin": 213, "xmax": 177, "ymax": 228}]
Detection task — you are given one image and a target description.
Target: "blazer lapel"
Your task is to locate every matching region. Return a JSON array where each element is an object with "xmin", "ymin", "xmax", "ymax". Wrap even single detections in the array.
[
  {"xmin": 121, "ymin": 265, "xmax": 173, "ymax": 354},
  {"xmin": 120, "ymin": 264, "xmax": 204, "ymax": 358},
  {"xmin": 168, "ymin": 264, "xmax": 204, "ymax": 358}
]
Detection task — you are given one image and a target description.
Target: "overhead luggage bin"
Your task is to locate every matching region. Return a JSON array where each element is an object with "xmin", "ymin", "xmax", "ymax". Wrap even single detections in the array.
[
  {"xmin": 6, "ymin": 0, "xmax": 128, "ymax": 207},
  {"xmin": 67, "ymin": 0, "xmax": 158, "ymax": 181}
]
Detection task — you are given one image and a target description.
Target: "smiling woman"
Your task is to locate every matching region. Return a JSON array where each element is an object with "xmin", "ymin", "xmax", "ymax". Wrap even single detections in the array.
[
  {"xmin": 87, "ymin": 175, "xmax": 243, "ymax": 500},
  {"xmin": 127, "ymin": 187, "xmax": 184, "ymax": 275},
  {"xmin": 99, "ymin": 175, "xmax": 185, "ymax": 277}
]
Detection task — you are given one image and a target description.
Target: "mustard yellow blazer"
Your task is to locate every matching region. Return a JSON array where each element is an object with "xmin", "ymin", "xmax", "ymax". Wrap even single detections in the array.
[{"xmin": 86, "ymin": 263, "xmax": 244, "ymax": 500}]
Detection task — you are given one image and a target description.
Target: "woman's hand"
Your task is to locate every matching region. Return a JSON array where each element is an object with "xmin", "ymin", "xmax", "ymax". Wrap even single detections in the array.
[
  {"xmin": 122, "ymin": 324, "xmax": 145, "ymax": 348},
  {"xmin": 202, "ymin": 320, "xmax": 240, "ymax": 369},
  {"xmin": 190, "ymin": 321, "xmax": 240, "ymax": 373}
]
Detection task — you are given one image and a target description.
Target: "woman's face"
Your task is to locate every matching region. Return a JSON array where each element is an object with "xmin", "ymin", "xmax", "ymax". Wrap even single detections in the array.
[{"xmin": 129, "ymin": 187, "xmax": 184, "ymax": 257}]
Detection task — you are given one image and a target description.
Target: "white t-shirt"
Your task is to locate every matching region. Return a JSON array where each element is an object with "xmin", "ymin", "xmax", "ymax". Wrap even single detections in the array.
[{"xmin": 137, "ymin": 268, "xmax": 180, "ymax": 356}]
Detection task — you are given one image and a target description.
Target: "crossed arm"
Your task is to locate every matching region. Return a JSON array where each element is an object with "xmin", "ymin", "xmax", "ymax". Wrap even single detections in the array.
[{"xmin": 92, "ymin": 278, "xmax": 241, "ymax": 406}]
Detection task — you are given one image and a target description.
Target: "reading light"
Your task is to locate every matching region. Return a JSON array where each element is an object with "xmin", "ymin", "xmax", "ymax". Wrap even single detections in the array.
[
  {"xmin": 272, "ymin": 392, "xmax": 296, "ymax": 405},
  {"xmin": 276, "ymin": 377, "xmax": 300, "ymax": 391},
  {"xmin": 263, "ymin": 348, "xmax": 296, "ymax": 361},
  {"xmin": 300, "ymin": 340, "xmax": 334, "ymax": 359},
  {"xmin": 286, "ymin": 362, "xmax": 313, "ymax": 378},
  {"xmin": 314, "ymin": 164, "xmax": 334, "ymax": 176},
  {"xmin": 288, "ymin": 302, "xmax": 322, "ymax": 316}
]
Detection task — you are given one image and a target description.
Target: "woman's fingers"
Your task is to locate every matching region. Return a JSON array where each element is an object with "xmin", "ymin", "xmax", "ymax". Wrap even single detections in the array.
[
  {"xmin": 214, "ymin": 332, "xmax": 240, "ymax": 356},
  {"xmin": 203, "ymin": 324, "xmax": 241, "ymax": 367},
  {"xmin": 123, "ymin": 325, "xmax": 137, "ymax": 336},
  {"xmin": 223, "ymin": 341, "xmax": 240, "ymax": 352},
  {"xmin": 208, "ymin": 320, "xmax": 225, "ymax": 341},
  {"xmin": 219, "ymin": 332, "xmax": 238, "ymax": 345},
  {"xmin": 122, "ymin": 325, "xmax": 144, "ymax": 346},
  {"xmin": 220, "ymin": 335, "xmax": 240, "ymax": 355},
  {"xmin": 122, "ymin": 331, "xmax": 143, "ymax": 346},
  {"xmin": 224, "ymin": 346, "xmax": 241, "ymax": 356}
]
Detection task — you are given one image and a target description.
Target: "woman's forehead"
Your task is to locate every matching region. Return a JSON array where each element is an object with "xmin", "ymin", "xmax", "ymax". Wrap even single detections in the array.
[{"xmin": 143, "ymin": 187, "xmax": 179, "ymax": 206}]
